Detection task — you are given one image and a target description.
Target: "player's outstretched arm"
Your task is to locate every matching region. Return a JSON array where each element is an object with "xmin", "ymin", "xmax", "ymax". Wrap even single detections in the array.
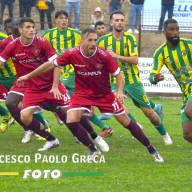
[
  {"xmin": 50, "ymin": 67, "xmax": 63, "ymax": 100},
  {"xmin": 17, "ymin": 61, "xmax": 55, "ymax": 84},
  {"xmin": 115, "ymin": 72, "xmax": 124, "ymax": 102},
  {"xmin": 107, "ymin": 49, "xmax": 138, "ymax": 65}
]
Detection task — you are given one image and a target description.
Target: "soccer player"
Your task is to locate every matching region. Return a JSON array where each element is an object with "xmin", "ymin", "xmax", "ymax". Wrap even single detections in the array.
[
  {"xmin": 149, "ymin": 18, "xmax": 192, "ymax": 143},
  {"xmin": 0, "ymin": 19, "xmax": 18, "ymax": 132},
  {"xmin": 43, "ymin": 10, "xmax": 112, "ymax": 137},
  {"xmin": 0, "ymin": 18, "xmax": 50, "ymax": 141},
  {"xmin": 97, "ymin": 11, "xmax": 173, "ymax": 145},
  {"xmin": 17, "ymin": 28, "xmax": 164, "ymax": 163},
  {"xmin": 1, "ymin": 18, "xmax": 108, "ymax": 153},
  {"xmin": 95, "ymin": 21, "xmax": 107, "ymax": 38}
]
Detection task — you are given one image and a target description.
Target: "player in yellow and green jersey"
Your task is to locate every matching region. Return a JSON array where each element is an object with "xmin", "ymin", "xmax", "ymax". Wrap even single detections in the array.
[
  {"xmin": 97, "ymin": 10, "xmax": 173, "ymax": 144},
  {"xmin": 150, "ymin": 19, "xmax": 192, "ymax": 143},
  {"xmin": 0, "ymin": 27, "xmax": 16, "ymax": 132},
  {"xmin": 43, "ymin": 10, "xmax": 112, "ymax": 137}
]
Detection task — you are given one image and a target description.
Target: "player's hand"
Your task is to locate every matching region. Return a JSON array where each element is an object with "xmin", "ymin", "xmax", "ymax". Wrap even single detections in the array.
[
  {"xmin": 154, "ymin": 73, "xmax": 164, "ymax": 82},
  {"xmin": 50, "ymin": 86, "xmax": 63, "ymax": 100},
  {"xmin": 16, "ymin": 75, "xmax": 29, "ymax": 87},
  {"xmin": 116, "ymin": 91, "xmax": 124, "ymax": 104}
]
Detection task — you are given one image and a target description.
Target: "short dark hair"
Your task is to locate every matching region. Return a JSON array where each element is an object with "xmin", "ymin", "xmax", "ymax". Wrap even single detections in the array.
[
  {"xmin": 19, "ymin": 17, "xmax": 35, "ymax": 27},
  {"xmin": 55, "ymin": 10, "xmax": 68, "ymax": 19},
  {"xmin": 110, "ymin": 10, "xmax": 125, "ymax": 20},
  {"xmin": 164, "ymin": 19, "xmax": 178, "ymax": 30},
  {"xmin": 95, "ymin": 21, "xmax": 105, "ymax": 29},
  {"xmin": 82, "ymin": 28, "xmax": 96, "ymax": 37}
]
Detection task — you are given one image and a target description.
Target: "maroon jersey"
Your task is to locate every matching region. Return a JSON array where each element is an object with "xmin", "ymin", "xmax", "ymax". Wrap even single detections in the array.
[
  {"xmin": 0, "ymin": 35, "xmax": 14, "ymax": 53},
  {"xmin": 54, "ymin": 46, "xmax": 120, "ymax": 97},
  {"xmin": 0, "ymin": 36, "xmax": 57, "ymax": 91}
]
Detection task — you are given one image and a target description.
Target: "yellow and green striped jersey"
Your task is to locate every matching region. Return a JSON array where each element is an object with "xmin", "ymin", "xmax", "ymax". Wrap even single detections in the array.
[
  {"xmin": 151, "ymin": 38, "xmax": 192, "ymax": 102},
  {"xmin": 0, "ymin": 32, "xmax": 16, "ymax": 79},
  {"xmin": 97, "ymin": 32, "xmax": 140, "ymax": 85},
  {"xmin": 43, "ymin": 27, "xmax": 81, "ymax": 84},
  {"xmin": 43, "ymin": 27, "xmax": 81, "ymax": 55}
]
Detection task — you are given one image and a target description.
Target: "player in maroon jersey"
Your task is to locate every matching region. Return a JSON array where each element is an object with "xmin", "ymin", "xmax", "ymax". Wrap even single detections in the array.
[
  {"xmin": 0, "ymin": 18, "xmax": 109, "ymax": 153},
  {"xmin": 17, "ymin": 28, "xmax": 164, "ymax": 162}
]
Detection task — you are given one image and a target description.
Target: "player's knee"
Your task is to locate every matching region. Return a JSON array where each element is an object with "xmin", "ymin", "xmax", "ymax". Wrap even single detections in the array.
[
  {"xmin": 6, "ymin": 98, "xmax": 17, "ymax": 109},
  {"xmin": 20, "ymin": 111, "xmax": 31, "ymax": 125},
  {"xmin": 183, "ymin": 131, "xmax": 192, "ymax": 142},
  {"xmin": 184, "ymin": 107, "xmax": 192, "ymax": 119}
]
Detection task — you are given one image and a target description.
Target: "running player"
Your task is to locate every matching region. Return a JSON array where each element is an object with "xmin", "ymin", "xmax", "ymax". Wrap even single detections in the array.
[
  {"xmin": 43, "ymin": 10, "xmax": 112, "ymax": 137},
  {"xmin": 97, "ymin": 11, "xmax": 173, "ymax": 145},
  {"xmin": 0, "ymin": 18, "xmax": 50, "ymax": 141},
  {"xmin": 150, "ymin": 19, "xmax": 192, "ymax": 143},
  {"xmin": 17, "ymin": 28, "xmax": 164, "ymax": 162}
]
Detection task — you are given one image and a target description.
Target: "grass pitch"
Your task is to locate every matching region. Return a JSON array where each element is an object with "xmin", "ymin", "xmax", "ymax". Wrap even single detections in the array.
[{"xmin": 0, "ymin": 98, "xmax": 192, "ymax": 192}]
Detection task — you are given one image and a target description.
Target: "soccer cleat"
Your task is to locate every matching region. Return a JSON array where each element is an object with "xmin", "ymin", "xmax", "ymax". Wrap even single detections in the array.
[
  {"xmin": 38, "ymin": 138, "xmax": 59, "ymax": 152},
  {"xmin": 100, "ymin": 127, "xmax": 113, "ymax": 138},
  {"xmin": 162, "ymin": 133, "xmax": 173, "ymax": 145},
  {"xmin": 154, "ymin": 104, "xmax": 164, "ymax": 121},
  {"xmin": 94, "ymin": 136, "xmax": 109, "ymax": 152},
  {"xmin": 151, "ymin": 151, "xmax": 164, "ymax": 163},
  {"xmin": 21, "ymin": 130, "xmax": 33, "ymax": 143},
  {"xmin": 8, "ymin": 117, "xmax": 15, "ymax": 126},
  {"xmin": 88, "ymin": 149, "xmax": 101, "ymax": 160},
  {"xmin": 0, "ymin": 113, "xmax": 12, "ymax": 133}
]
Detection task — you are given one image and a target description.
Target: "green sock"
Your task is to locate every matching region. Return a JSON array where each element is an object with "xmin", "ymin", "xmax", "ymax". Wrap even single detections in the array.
[
  {"xmin": 89, "ymin": 113, "xmax": 109, "ymax": 130},
  {"xmin": 127, "ymin": 113, "xmax": 137, "ymax": 122},
  {"xmin": 0, "ymin": 105, "xmax": 8, "ymax": 116},
  {"xmin": 149, "ymin": 100, "xmax": 155, "ymax": 109},
  {"xmin": 34, "ymin": 113, "xmax": 49, "ymax": 129},
  {"xmin": 155, "ymin": 123, "xmax": 166, "ymax": 135}
]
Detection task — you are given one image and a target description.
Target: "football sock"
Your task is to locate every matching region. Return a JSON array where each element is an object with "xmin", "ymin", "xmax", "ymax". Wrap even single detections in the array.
[
  {"xmin": 127, "ymin": 113, "xmax": 137, "ymax": 122},
  {"xmin": 28, "ymin": 118, "xmax": 55, "ymax": 141},
  {"xmin": 0, "ymin": 105, "xmax": 8, "ymax": 116},
  {"xmin": 8, "ymin": 107, "xmax": 26, "ymax": 129},
  {"xmin": 34, "ymin": 112, "xmax": 49, "ymax": 130},
  {"xmin": 126, "ymin": 120, "xmax": 156, "ymax": 154},
  {"xmin": 89, "ymin": 113, "xmax": 110, "ymax": 130},
  {"xmin": 55, "ymin": 110, "xmax": 67, "ymax": 123},
  {"xmin": 80, "ymin": 116, "xmax": 98, "ymax": 139},
  {"xmin": 155, "ymin": 123, "xmax": 167, "ymax": 136},
  {"xmin": 67, "ymin": 122, "xmax": 97, "ymax": 152}
]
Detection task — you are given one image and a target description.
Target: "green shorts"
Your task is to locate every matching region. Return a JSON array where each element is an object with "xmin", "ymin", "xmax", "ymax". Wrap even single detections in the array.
[
  {"xmin": 180, "ymin": 95, "xmax": 192, "ymax": 123},
  {"xmin": 0, "ymin": 77, "xmax": 15, "ymax": 90},
  {"xmin": 111, "ymin": 82, "xmax": 151, "ymax": 108},
  {"xmin": 61, "ymin": 78, "xmax": 74, "ymax": 96}
]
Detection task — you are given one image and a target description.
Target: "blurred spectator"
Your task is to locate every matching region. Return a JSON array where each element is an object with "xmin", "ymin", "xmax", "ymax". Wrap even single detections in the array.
[
  {"xmin": 19, "ymin": 0, "xmax": 35, "ymax": 17},
  {"xmin": 66, "ymin": 0, "xmax": 80, "ymax": 29},
  {"xmin": 158, "ymin": 0, "xmax": 175, "ymax": 31},
  {"xmin": 36, "ymin": 0, "xmax": 54, "ymax": 30},
  {"xmin": 91, "ymin": 7, "xmax": 104, "ymax": 28},
  {"xmin": 0, "ymin": 0, "xmax": 15, "ymax": 24},
  {"xmin": 127, "ymin": 0, "xmax": 145, "ymax": 34},
  {"xmin": 95, "ymin": 21, "xmax": 107, "ymax": 38},
  {"xmin": 107, "ymin": 0, "xmax": 124, "ymax": 14}
]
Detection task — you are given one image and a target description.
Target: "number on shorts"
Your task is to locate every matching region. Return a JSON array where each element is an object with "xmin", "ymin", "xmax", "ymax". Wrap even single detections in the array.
[{"xmin": 112, "ymin": 101, "xmax": 119, "ymax": 111}]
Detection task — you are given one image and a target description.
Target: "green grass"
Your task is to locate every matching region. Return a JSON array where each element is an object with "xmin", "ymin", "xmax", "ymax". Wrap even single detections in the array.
[{"xmin": 0, "ymin": 98, "xmax": 192, "ymax": 192}]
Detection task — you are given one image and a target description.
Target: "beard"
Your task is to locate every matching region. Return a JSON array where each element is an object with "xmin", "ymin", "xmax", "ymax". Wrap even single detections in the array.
[{"xmin": 167, "ymin": 36, "xmax": 180, "ymax": 46}]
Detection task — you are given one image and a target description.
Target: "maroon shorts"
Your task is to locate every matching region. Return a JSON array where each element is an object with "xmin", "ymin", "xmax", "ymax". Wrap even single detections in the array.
[
  {"xmin": 22, "ymin": 83, "xmax": 70, "ymax": 111},
  {"xmin": 9, "ymin": 81, "xmax": 27, "ymax": 96},
  {"xmin": 69, "ymin": 93, "xmax": 125, "ymax": 115},
  {"xmin": 0, "ymin": 84, "xmax": 8, "ymax": 100}
]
